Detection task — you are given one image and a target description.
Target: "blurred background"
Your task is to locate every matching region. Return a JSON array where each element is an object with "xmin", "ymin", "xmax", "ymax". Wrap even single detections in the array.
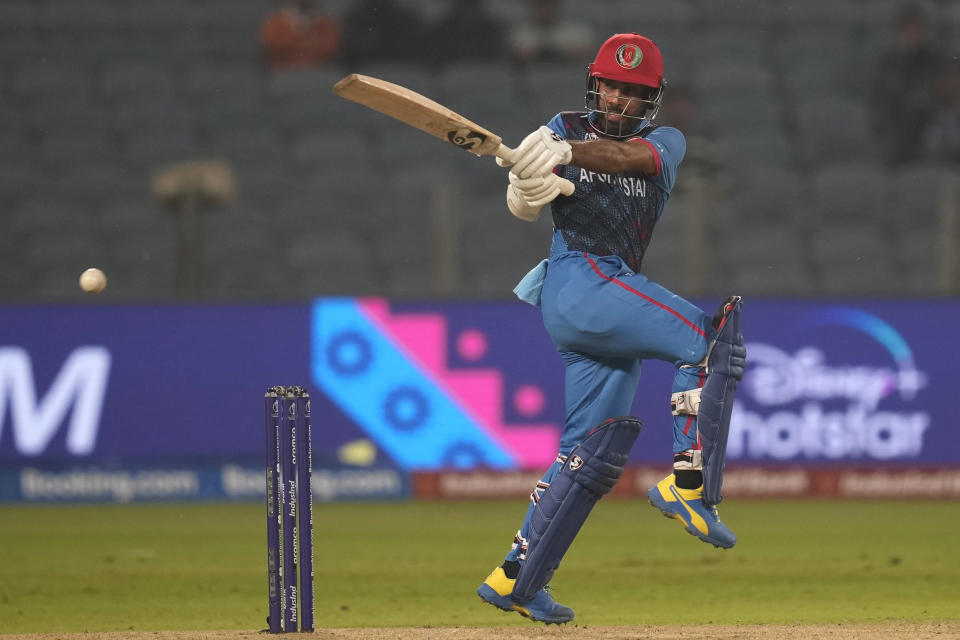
[
  {"xmin": 2, "ymin": 5, "xmax": 960, "ymax": 633},
  {"xmin": 1, "ymin": 0, "xmax": 959, "ymax": 506},
  {"xmin": 1, "ymin": 0, "xmax": 957, "ymax": 302}
]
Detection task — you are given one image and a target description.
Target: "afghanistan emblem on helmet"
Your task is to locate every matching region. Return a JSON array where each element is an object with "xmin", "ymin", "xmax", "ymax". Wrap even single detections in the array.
[{"xmin": 615, "ymin": 44, "xmax": 643, "ymax": 69}]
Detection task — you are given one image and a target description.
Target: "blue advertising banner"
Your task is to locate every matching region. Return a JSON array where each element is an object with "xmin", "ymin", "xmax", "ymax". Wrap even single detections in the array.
[
  {"xmin": 1, "ymin": 297, "xmax": 958, "ymax": 502},
  {"xmin": 726, "ymin": 302, "xmax": 947, "ymax": 464}
]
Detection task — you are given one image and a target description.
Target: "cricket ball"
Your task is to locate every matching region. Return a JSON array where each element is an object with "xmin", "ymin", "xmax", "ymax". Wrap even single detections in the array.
[{"xmin": 79, "ymin": 268, "xmax": 107, "ymax": 294}]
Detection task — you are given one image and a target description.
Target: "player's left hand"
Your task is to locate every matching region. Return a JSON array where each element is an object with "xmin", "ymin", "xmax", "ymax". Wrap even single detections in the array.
[{"xmin": 505, "ymin": 126, "xmax": 572, "ymax": 178}]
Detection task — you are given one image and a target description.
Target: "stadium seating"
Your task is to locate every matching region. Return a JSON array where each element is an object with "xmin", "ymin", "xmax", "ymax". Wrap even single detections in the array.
[{"xmin": 0, "ymin": 0, "xmax": 957, "ymax": 302}]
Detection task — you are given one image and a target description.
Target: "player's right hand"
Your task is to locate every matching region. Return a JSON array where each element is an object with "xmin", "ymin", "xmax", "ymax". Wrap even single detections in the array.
[
  {"xmin": 509, "ymin": 172, "xmax": 565, "ymax": 207},
  {"xmin": 506, "ymin": 182, "xmax": 541, "ymax": 222},
  {"xmin": 507, "ymin": 126, "xmax": 573, "ymax": 178}
]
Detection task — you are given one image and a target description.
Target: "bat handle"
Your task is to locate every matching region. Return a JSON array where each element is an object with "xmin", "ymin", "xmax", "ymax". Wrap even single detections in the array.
[
  {"xmin": 496, "ymin": 144, "xmax": 576, "ymax": 197},
  {"xmin": 495, "ymin": 143, "xmax": 515, "ymax": 164}
]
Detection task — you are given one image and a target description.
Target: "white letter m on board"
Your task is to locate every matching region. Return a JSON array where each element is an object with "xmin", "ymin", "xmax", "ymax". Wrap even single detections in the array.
[{"xmin": 0, "ymin": 347, "xmax": 111, "ymax": 456}]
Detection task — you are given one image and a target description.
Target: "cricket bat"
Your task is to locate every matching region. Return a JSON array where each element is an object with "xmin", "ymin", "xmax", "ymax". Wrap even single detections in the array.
[{"xmin": 332, "ymin": 73, "xmax": 575, "ymax": 196}]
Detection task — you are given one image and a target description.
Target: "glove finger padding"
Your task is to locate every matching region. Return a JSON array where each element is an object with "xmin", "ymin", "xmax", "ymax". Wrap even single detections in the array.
[
  {"xmin": 506, "ymin": 184, "xmax": 542, "ymax": 222},
  {"xmin": 509, "ymin": 173, "xmax": 563, "ymax": 207},
  {"xmin": 509, "ymin": 173, "xmax": 559, "ymax": 199}
]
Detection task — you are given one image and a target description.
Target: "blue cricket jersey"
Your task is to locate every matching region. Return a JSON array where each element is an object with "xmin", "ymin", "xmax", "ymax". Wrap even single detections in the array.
[{"xmin": 545, "ymin": 112, "xmax": 686, "ymax": 273}]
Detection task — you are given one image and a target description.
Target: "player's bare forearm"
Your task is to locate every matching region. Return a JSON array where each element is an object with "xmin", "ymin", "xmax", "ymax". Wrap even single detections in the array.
[{"xmin": 569, "ymin": 139, "xmax": 657, "ymax": 176}]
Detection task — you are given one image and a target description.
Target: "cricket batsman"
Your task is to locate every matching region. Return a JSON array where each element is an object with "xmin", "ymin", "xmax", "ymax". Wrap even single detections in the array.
[{"xmin": 477, "ymin": 33, "xmax": 747, "ymax": 624}]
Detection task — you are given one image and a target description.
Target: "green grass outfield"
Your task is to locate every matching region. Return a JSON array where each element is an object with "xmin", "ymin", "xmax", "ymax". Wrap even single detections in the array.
[{"xmin": 0, "ymin": 499, "xmax": 958, "ymax": 633}]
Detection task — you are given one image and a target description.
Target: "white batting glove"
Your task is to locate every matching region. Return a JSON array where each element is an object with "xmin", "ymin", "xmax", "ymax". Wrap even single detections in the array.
[
  {"xmin": 506, "ymin": 172, "xmax": 568, "ymax": 221},
  {"xmin": 509, "ymin": 172, "xmax": 565, "ymax": 207},
  {"xmin": 504, "ymin": 126, "xmax": 572, "ymax": 178},
  {"xmin": 506, "ymin": 183, "xmax": 542, "ymax": 222}
]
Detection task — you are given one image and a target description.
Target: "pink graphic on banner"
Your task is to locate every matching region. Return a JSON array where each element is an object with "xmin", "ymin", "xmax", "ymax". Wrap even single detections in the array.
[
  {"xmin": 456, "ymin": 329, "xmax": 488, "ymax": 361},
  {"xmin": 359, "ymin": 298, "xmax": 558, "ymax": 468},
  {"xmin": 513, "ymin": 384, "xmax": 546, "ymax": 417}
]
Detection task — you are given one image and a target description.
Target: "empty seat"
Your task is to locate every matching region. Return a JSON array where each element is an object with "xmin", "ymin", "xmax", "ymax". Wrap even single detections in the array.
[
  {"xmin": 269, "ymin": 87, "xmax": 383, "ymax": 138},
  {"xmin": 0, "ymin": 160, "xmax": 47, "ymax": 205},
  {"xmin": 184, "ymin": 66, "xmax": 263, "ymax": 101},
  {"xmin": 714, "ymin": 182, "xmax": 810, "ymax": 237},
  {"xmin": 812, "ymin": 163, "xmax": 895, "ymax": 223},
  {"xmin": 810, "ymin": 225, "xmax": 890, "ymax": 263},
  {"xmin": 22, "ymin": 230, "xmax": 106, "ymax": 270},
  {"xmin": 519, "ymin": 63, "xmax": 585, "ymax": 119},
  {"xmin": 38, "ymin": 130, "xmax": 118, "ymax": 168},
  {"xmin": 895, "ymin": 226, "xmax": 942, "ymax": 294},
  {"xmin": 292, "ymin": 131, "xmax": 372, "ymax": 174},
  {"xmin": 355, "ymin": 61, "xmax": 439, "ymax": 98},
  {"xmin": 10, "ymin": 196, "xmax": 83, "ymax": 234},
  {"xmin": 727, "ymin": 261, "xmax": 818, "ymax": 297},
  {"xmin": 12, "ymin": 61, "xmax": 92, "ymax": 103},
  {"xmin": 29, "ymin": 100, "xmax": 113, "ymax": 138},
  {"xmin": 99, "ymin": 62, "xmax": 179, "ymax": 103},
  {"xmin": 0, "ymin": 3, "xmax": 39, "ymax": 32},
  {"xmin": 287, "ymin": 229, "xmax": 378, "ymax": 295},
  {"xmin": 372, "ymin": 124, "xmax": 473, "ymax": 174},
  {"xmin": 97, "ymin": 197, "xmax": 160, "ymax": 236},
  {"xmin": 438, "ymin": 60, "xmax": 518, "ymax": 106},
  {"xmin": 0, "ymin": 33, "xmax": 41, "ymax": 67},
  {"xmin": 458, "ymin": 197, "xmax": 554, "ymax": 282},
  {"xmin": 0, "ymin": 129, "xmax": 31, "ymax": 158},
  {"xmin": 812, "ymin": 260, "xmax": 906, "ymax": 296},
  {"xmin": 717, "ymin": 224, "xmax": 808, "ymax": 270},
  {"xmin": 118, "ymin": 1, "xmax": 205, "ymax": 32},
  {"xmin": 55, "ymin": 164, "xmax": 146, "ymax": 205},
  {"xmin": 206, "ymin": 128, "xmax": 286, "ymax": 168},
  {"xmin": 772, "ymin": 2, "xmax": 866, "ymax": 29},
  {"xmin": 696, "ymin": 0, "xmax": 776, "ymax": 28},
  {"xmin": 38, "ymin": 1, "xmax": 123, "ymax": 32},
  {"xmin": 693, "ymin": 60, "xmax": 773, "ymax": 94},
  {"xmin": 702, "ymin": 91, "xmax": 782, "ymax": 130},
  {"xmin": 716, "ymin": 126, "xmax": 795, "ymax": 168},
  {"xmin": 123, "ymin": 127, "xmax": 201, "ymax": 169},
  {"xmin": 112, "ymin": 98, "xmax": 198, "ymax": 136},
  {"xmin": 808, "ymin": 222, "xmax": 905, "ymax": 295},
  {"xmin": 265, "ymin": 67, "xmax": 345, "ymax": 101},
  {"xmin": 794, "ymin": 96, "xmax": 879, "ymax": 166},
  {"xmin": 691, "ymin": 29, "xmax": 768, "ymax": 61},
  {"xmin": 782, "ymin": 55, "xmax": 867, "ymax": 100},
  {"xmin": 891, "ymin": 164, "xmax": 955, "ymax": 220}
]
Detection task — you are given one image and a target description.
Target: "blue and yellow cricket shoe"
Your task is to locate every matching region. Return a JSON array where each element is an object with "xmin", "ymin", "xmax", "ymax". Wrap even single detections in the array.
[
  {"xmin": 477, "ymin": 567, "xmax": 575, "ymax": 624},
  {"xmin": 647, "ymin": 474, "xmax": 737, "ymax": 549}
]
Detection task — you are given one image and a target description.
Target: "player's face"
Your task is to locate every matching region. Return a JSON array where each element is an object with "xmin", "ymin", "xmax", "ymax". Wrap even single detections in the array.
[{"xmin": 596, "ymin": 78, "xmax": 652, "ymax": 124}]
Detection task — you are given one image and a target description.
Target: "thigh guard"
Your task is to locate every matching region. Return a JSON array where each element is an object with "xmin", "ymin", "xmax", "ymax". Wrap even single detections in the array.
[{"xmin": 512, "ymin": 417, "xmax": 642, "ymax": 603}]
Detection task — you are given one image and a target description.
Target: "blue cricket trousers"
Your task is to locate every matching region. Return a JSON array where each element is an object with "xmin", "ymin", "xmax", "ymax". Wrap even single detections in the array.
[{"xmin": 505, "ymin": 250, "xmax": 714, "ymax": 564}]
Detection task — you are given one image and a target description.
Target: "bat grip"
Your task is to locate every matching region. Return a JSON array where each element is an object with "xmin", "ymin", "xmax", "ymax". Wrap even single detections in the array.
[
  {"xmin": 496, "ymin": 144, "xmax": 576, "ymax": 197},
  {"xmin": 495, "ymin": 143, "xmax": 515, "ymax": 163}
]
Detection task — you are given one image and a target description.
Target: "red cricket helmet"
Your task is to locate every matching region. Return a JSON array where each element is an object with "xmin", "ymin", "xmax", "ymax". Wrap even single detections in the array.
[
  {"xmin": 589, "ymin": 33, "xmax": 664, "ymax": 88},
  {"xmin": 585, "ymin": 33, "xmax": 666, "ymax": 137}
]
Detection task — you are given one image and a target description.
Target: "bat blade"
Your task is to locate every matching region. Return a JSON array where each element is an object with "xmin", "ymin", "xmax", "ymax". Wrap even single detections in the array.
[
  {"xmin": 333, "ymin": 73, "xmax": 575, "ymax": 198},
  {"xmin": 333, "ymin": 73, "xmax": 504, "ymax": 157}
]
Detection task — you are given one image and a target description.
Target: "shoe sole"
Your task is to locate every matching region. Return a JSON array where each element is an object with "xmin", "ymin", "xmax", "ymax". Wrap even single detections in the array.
[
  {"xmin": 647, "ymin": 495, "xmax": 734, "ymax": 549},
  {"xmin": 477, "ymin": 586, "xmax": 572, "ymax": 625}
]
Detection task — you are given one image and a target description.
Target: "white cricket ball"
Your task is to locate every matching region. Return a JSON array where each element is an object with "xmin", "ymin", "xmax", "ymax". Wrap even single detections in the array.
[{"xmin": 79, "ymin": 268, "xmax": 108, "ymax": 294}]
